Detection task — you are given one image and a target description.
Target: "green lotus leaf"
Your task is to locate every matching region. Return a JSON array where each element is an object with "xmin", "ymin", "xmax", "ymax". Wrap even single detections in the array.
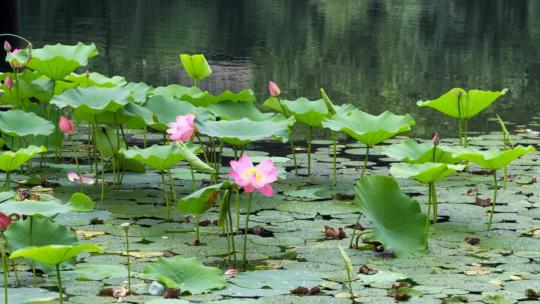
[
  {"xmin": 24, "ymin": 42, "xmax": 98, "ymax": 80},
  {"xmin": 10, "ymin": 244, "xmax": 103, "ymax": 266},
  {"xmin": 144, "ymin": 256, "xmax": 226, "ymax": 294},
  {"xmin": 264, "ymin": 97, "xmax": 328, "ymax": 127},
  {"xmin": 144, "ymin": 94, "xmax": 212, "ymax": 131},
  {"xmin": 381, "ymin": 139, "xmax": 459, "ymax": 164},
  {"xmin": 450, "ymin": 145, "xmax": 535, "ymax": 170},
  {"xmin": 5, "ymin": 47, "xmax": 30, "ymax": 66},
  {"xmin": 323, "ymin": 109, "xmax": 415, "ymax": 147},
  {"xmin": 63, "ymin": 72, "xmax": 127, "ymax": 88},
  {"xmin": 72, "ymin": 264, "xmax": 128, "ymax": 281},
  {"xmin": 126, "ymin": 81, "xmax": 152, "ymax": 103},
  {"xmin": 152, "ymin": 84, "xmax": 201, "ymax": 99},
  {"xmin": 177, "ymin": 181, "xmax": 231, "ymax": 214},
  {"xmin": 120, "ymin": 144, "xmax": 199, "ymax": 171},
  {"xmin": 0, "ymin": 71, "xmax": 54, "ymax": 103},
  {"xmin": 390, "ymin": 162, "xmax": 465, "ymax": 184},
  {"xmin": 417, "ymin": 88, "xmax": 508, "ymax": 119},
  {"xmin": 197, "ymin": 117, "xmax": 289, "ymax": 146},
  {"xmin": 51, "ymin": 86, "xmax": 131, "ymax": 118},
  {"xmin": 183, "ymin": 88, "xmax": 256, "ymax": 107},
  {"xmin": 355, "ymin": 175, "xmax": 427, "ymax": 256},
  {"xmin": 176, "ymin": 142, "xmax": 215, "ymax": 174},
  {"xmin": 94, "ymin": 127, "xmax": 126, "ymax": 158},
  {"xmin": 0, "ymin": 110, "xmax": 55, "ymax": 137},
  {"xmin": 123, "ymin": 102, "xmax": 155, "ymax": 129},
  {"xmin": 0, "ymin": 197, "xmax": 73, "ymax": 217},
  {"xmin": 180, "ymin": 54, "xmax": 212, "ymax": 82},
  {"xmin": 70, "ymin": 192, "xmax": 95, "ymax": 212},
  {"xmin": 0, "ymin": 145, "xmax": 46, "ymax": 172},
  {"xmin": 208, "ymin": 100, "xmax": 274, "ymax": 121},
  {"xmin": 4, "ymin": 217, "xmax": 78, "ymax": 272}
]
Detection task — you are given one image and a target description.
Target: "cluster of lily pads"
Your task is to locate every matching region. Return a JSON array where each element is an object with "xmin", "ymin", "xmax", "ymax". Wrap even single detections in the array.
[{"xmin": 0, "ymin": 39, "xmax": 537, "ymax": 303}]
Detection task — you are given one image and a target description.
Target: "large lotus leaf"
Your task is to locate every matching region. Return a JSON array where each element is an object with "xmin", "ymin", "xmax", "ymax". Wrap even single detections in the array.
[
  {"xmin": 0, "ymin": 145, "xmax": 46, "ymax": 172},
  {"xmin": 381, "ymin": 139, "xmax": 459, "ymax": 164},
  {"xmin": 51, "ymin": 86, "xmax": 131, "ymax": 118},
  {"xmin": 176, "ymin": 142, "xmax": 215, "ymax": 174},
  {"xmin": 144, "ymin": 256, "xmax": 226, "ymax": 294},
  {"xmin": 355, "ymin": 175, "xmax": 427, "ymax": 256},
  {"xmin": 390, "ymin": 162, "xmax": 465, "ymax": 184},
  {"xmin": 63, "ymin": 72, "xmax": 127, "ymax": 88},
  {"xmin": 123, "ymin": 102, "xmax": 155, "ymax": 129},
  {"xmin": 323, "ymin": 109, "xmax": 415, "ymax": 147},
  {"xmin": 72, "ymin": 264, "xmax": 128, "ymax": 281},
  {"xmin": 180, "ymin": 54, "xmax": 212, "ymax": 81},
  {"xmin": 0, "ymin": 110, "xmax": 55, "ymax": 137},
  {"xmin": 0, "ymin": 71, "xmax": 53, "ymax": 104},
  {"xmin": 177, "ymin": 181, "xmax": 231, "ymax": 214},
  {"xmin": 24, "ymin": 42, "xmax": 98, "ymax": 80},
  {"xmin": 126, "ymin": 81, "xmax": 152, "ymax": 103},
  {"xmin": 0, "ymin": 198, "xmax": 73, "ymax": 217},
  {"xmin": 264, "ymin": 97, "xmax": 328, "ymax": 127},
  {"xmin": 417, "ymin": 88, "xmax": 508, "ymax": 119},
  {"xmin": 183, "ymin": 89, "xmax": 256, "ymax": 107},
  {"xmin": 120, "ymin": 144, "xmax": 199, "ymax": 171},
  {"xmin": 198, "ymin": 118, "xmax": 289, "ymax": 146},
  {"xmin": 10, "ymin": 244, "xmax": 103, "ymax": 266},
  {"xmin": 4, "ymin": 217, "xmax": 78, "ymax": 272},
  {"xmin": 450, "ymin": 145, "xmax": 535, "ymax": 170},
  {"xmin": 208, "ymin": 100, "xmax": 274, "ymax": 121},
  {"xmin": 152, "ymin": 84, "xmax": 201, "ymax": 99},
  {"xmin": 1, "ymin": 287, "xmax": 58, "ymax": 303},
  {"xmin": 144, "ymin": 94, "xmax": 212, "ymax": 131}
]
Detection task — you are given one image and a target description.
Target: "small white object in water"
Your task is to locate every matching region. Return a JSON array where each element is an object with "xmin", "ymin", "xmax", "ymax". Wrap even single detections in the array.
[
  {"xmin": 526, "ymin": 129, "xmax": 540, "ymax": 136},
  {"xmin": 148, "ymin": 281, "xmax": 165, "ymax": 296}
]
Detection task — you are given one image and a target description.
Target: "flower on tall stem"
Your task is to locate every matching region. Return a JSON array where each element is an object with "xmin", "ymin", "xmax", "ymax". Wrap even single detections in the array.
[
  {"xmin": 59, "ymin": 116, "xmax": 74, "ymax": 135},
  {"xmin": 167, "ymin": 114, "xmax": 196, "ymax": 142},
  {"xmin": 268, "ymin": 81, "xmax": 281, "ymax": 97},
  {"xmin": 3, "ymin": 41, "xmax": 11, "ymax": 52},
  {"xmin": 0, "ymin": 212, "xmax": 12, "ymax": 304},
  {"xmin": 3, "ymin": 75, "xmax": 13, "ymax": 89}
]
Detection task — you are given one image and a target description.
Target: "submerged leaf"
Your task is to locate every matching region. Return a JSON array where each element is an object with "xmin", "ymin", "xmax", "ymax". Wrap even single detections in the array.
[{"xmin": 390, "ymin": 162, "xmax": 465, "ymax": 184}]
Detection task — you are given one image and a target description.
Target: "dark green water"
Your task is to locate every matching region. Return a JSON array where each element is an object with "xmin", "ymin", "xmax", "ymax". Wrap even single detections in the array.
[{"xmin": 17, "ymin": 0, "xmax": 540, "ymax": 137}]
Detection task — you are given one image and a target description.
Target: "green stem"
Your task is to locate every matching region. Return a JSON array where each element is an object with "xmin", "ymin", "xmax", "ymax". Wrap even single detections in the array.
[
  {"xmin": 56, "ymin": 264, "xmax": 63, "ymax": 304},
  {"xmin": 70, "ymin": 136, "xmax": 82, "ymax": 192},
  {"xmin": 196, "ymin": 134, "xmax": 210, "ymax": 164},
  {"xmin": 431, "ymin": 183, "xmax": 438, "ymax": 224},
  {"xmin": 160, "ymin": 171, "xmax": 171, "ymax": 221},
  {"xmin": 195, "ymin": 213, "xmax": 200, "ymax": 243},
  {"xmin": 457, "ymin": 95, "xmax": 463, "ymax": 146},
  {"xmin": 242, "ymin": 192, "xmax": 253, "ymax": 265},
  {"xmin": 1, "ymin": 233, "xmax": 8, "ymax": 304},
  {"xmin": 332, "ymin": 132, "xmax": 337, "ymax": 186},
  {"xmin": 307, "ymin": 127, "xmax": 312, "ymax": 176},
  {"xmin": 348, "ymin": 214, "xmax": 361, "ymax": 248},
  {"xmin": 503, "ymin": 166, "xmax": 508, "ymax": 190},
  {"xmin": 235, "ymin": 188, "xmax": 240, "ymax": 233},
  {"xmin": 488, "ymin": 171, "xmax": 498, "ymax": 230},
  {"xmin": 143, "ymin": 126, "xmax": 147, "ymax": 148},
  {"xmin": 361, "ymin": 146, "xmax": 370, "ymax": 178},
  {"xmin": 190, "ymin": 165, "xmax": 196, "ymax": 192},
  {"xmin": 167, "ymin": 170, "xmax": 177, "ymax": 202},
  {"xmin": 346, "ymin": 264, "xmax": 354, "ymax": 299},
  {"xmin": 463, "ymin": 119, "xmax": 469, "ymax": 147},
  {"xmin": 289, "ymin": 128, "xmax": 298, "ymax": 175},
  {"xmin": 227, "ymin": 195, "xmax": 237, "ymax": 264},
  {"xmin": 426, "ymin": 183, "xmax": 432, "ymax": 236},
  {"xmin": 4, "ymin": 172, "xmax": 10, "ymax": 187},
  {"xmin": 124, "ymin": 231, "xmax": 131, "ymax": 291},
  {"xmin": 100, "ymin": 152, "xmax": 105, "ymax": 203}
]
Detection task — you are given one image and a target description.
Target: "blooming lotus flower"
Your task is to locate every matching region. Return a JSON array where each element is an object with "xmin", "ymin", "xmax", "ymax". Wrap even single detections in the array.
[
  {"xmin": 3, "ymin": 75, "xmax": 13, "ymax": 89},
  {"xmin": 229, "ymin": 154, "xmax": 279, "ymax": 196},
  {"xmin": 59, "ymin": 115, "xmax": 74, "ymax": 135},
  {"xmin": 268, "ymin": 81, "xmax": 281, "ymax": 97},
  {"xmin": 167, "ymin": 114, "xmax": 196, "ymax": 142},
  {"xmin": 67, "ymin": 172, "xmax": 95, "ymax": 185},
  {"xmin": 3, "ymin": 41, "xmax": 11, "ymax": 52},
  {"xmin": 0, "ymin": 213, "xmax": 12, "ymax": 232}
]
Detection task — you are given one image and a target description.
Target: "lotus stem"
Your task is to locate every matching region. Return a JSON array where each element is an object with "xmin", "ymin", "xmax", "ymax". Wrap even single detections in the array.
[
  {"xmin": 235, "ymin": 188, "xmax": 240, "ymax": 233},
  {"xmin": 216, "ymin": 139, "xmax": 224, "ymax": 176},
  {"xmin": 195, "ymin": 213, "xmax": 200, "ymax": 243},
  {"xmin": 55, "ymin": 264, "xmax": 63, "ymax": 304},
  {"xmin": 242, "ymin": 192, "xmax": 253, "ymax": 265},
  {"xmin": 226, "ymin": 194, "xmax": 237, "ymax": 264},
  {"xmin": 143, "ymin": 126, "xmax": 147, "ymax": 148},
  {"xmin": 123, "ymin": 230, "xmax": 131, "ymax": 291},
  {"xmin": 361, "ymin": 146, "xmax": 370, "ymax": 178},
  {"xmin": 167, "ymin": 170, "xmax": 177, "ymax": 202},
  {"xmin": 4, "ymin": 172, "xmax": 10, "ymax": 187},
  {"xmin": 100, "ymin": 151, "xmax": 105, "ymax": 203},
  {"xmin": 307, "ymin": 127, "xmax": 312, "ymax": 176},
  {"xmin": 29, "ymin": 216, "xmax": 36, "ymax": 284},
  {"xmin": 331, "ymin": 132, "xmax": 337, "ymax": 186},
  {"xmin": 196, "ymin": 134, "xmax": 209, "ymax": 164},
  {"xmin": 463, "ymin": 119, "xmax": 469, "ymax": 147},
  {"xmin": 426, "ymin": 183, "xmax": 432, "ymax": 237},
  {"xmin": 70, "ymin": 136, "xmax": 82, "ymax": 192},
  {"xmin": 457, "ymin": 95, "xmax": 463, "ymax": 146},
  {"xmin": 348, "ymin": 214, "xmax": 361, "ymax": 248},
  {"xmin": 431, "ymin": 183, "xmax": 438, "ymax": 224},
  {"xmin": 488, "ymin": 171, "xmax": 498, "ymax": 230},
  {"xmin": 503, "ymin": 166, "xmax": 508, "ymax": 190},
  {"xmin": 345, "ymin": 261, "xmax": 354, "ymax": 299},
  {"xmin": 160, "ymin": 171, "xmax": 171, "ymax": 221},
  {"xmin": 289, "ymin": 128, "xmax": 298, "ymax": 175},
  {"xmin": 1, "ymin": 233, "xmax": 8, "ymax": 304}
]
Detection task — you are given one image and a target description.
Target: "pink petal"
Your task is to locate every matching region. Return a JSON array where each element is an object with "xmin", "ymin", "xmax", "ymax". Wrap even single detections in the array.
[
  {"xmin": 243, "ymin": 184, "xmax": 255, "ymax": 193},
  {"xmin": 67, "ymin": 172, "xmax": 80, "ymax": 183},
  {"xmin": 258, "ymin": 184, "xmax": 274, "ymax": 197}
]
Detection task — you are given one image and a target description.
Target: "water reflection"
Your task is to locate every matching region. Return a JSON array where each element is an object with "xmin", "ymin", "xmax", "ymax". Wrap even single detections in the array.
[{"xmin": 16, "ymin": 0, "xmax": 540, "ymax": 137}]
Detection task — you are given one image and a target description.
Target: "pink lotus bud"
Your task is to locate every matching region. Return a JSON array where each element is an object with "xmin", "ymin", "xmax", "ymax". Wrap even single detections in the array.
[
  {"xmin": 268, "ymin": 81, "xmax": 281, "ymax": 97},
  {"xmin": 224, "ymin": 268, "xmax": 237, "ymax": 278},
  {"xmin": 59, "ymin": 115, "xmax": 74, "ymax": 135},
  {"xmin": 11, "ymin": 48, "xmax": 20, "ymax": 55},
  {"xmin": 0, "ymin": 212, "xmax": 12, "ymax": 232},
  {"xmin": 432, "ymin": 132, "xmax": 440, "ymax": 146},
  {"xmin": 3, "ymin": 41, "xmax": 11, "ymax": 52},
  {"xmin": 3, "ymin": 75, "xmax": 13, "ymax": 89}
]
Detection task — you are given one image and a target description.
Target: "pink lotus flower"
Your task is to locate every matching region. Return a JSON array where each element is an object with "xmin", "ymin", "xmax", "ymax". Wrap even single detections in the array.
[
  {"xmin": 3, "ymin": 41, "xmax": 11, "ymax": 52},
  {"xmin": 67, "ymin": 172, "xmax": 95, "ymax": 185},
  {"xmin": 8, "ymin": 49, "xmax": 24, "ymax": 69},
  {"xmin": 59, "ymin": 116, "xmax": 74, "ymax": 135},
  {"xmin": 0, "ymin": 213, "xmax": 11, "ymax": 232},
  {"xmin": 224, "ymin": 268, "xmax": 237, "ymax": 279},
  {"xmin": 229, "ymin": 154, "xmax": 279, "ymax": 197},
  {"xmin": 3, "ymin": 75, "xmax": 13, "ymax": 89},
  {"xmin": 167, "ymin": 114, "xmax": 196, "ymax": 142},
  {"xmin": 268, "ymin": 81, "xmax": 281, "ymax": 97}
]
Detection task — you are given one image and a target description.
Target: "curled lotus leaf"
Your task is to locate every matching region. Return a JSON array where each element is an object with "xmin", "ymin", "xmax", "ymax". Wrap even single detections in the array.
[
  {"xmin": 120, "ymin": 143, "xmax": 200, "ymax": 171},
  {"xmin": 0, "ymin": 71, "xmax": 53, "ymax": 103},
  {"xmin": 63, "ymin": 72, "xmax": 127, "ymax": 88},
  {"xmin": 24, "ymin": 42, "xmax": 99, "ymax": 80},
  {"xmin": 323, "ymin": 109, "xmax": 415, "ymax": 147},
  {"xmin": 390, "ymin": 162, "xmax": 466, "ymax": 184},
  {"xmin": 264, "ymin": 97, "xmax": 328, "ymax": 127},
  {"xmin": 10, "ymin": 244, "xmax": 103, "ymax": 266},
  {"xmin": 126, "ymin": 81, "xmax": 153, "ymax": 103},
  {"xmin": 417, "ymin": 88, "xmax": 508, "ymax": 120},
  {"xmin": 197, "ymin": 117, "xmax": 289, "ymax": 146},
  {"xmin": 381, "ymin": 139, "xmax": 459, "ymax": 164},
  {"xmin": 0, "ymin": 145, "xmax": 46, "ymax": 172},
  {"xmin": 144, "ymin": 94, "xmax": 212, "ymax": 131},
  {"xmin": 177, "ymin": 181, "xmax": 232, "ymax": 215},
  {"xmin": 154, "ymin": 84, "xmax": 255, "ymax": 107},
  {"xmin": 0, "ymin": 110, "xmax": 55, "ymax": 137},
  {"xmin": 179, "ymin": 54, "xmax": 212, "ymax": 82},
  {"xmin": 51, "ymin": 86, "xmax": 132, "ymax": 119},
  {"xmin": 449, "ymin": 145, "xmax": 535, "ymax": 170},
  {"xmin": 208, "ymin": 100, "xmax": 275, "ymax": 121}
]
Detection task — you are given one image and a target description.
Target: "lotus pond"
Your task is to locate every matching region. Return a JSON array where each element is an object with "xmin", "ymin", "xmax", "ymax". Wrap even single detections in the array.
[{"xmin": 0, "ymin": 40, "xmax": 539, "ymax": 304}]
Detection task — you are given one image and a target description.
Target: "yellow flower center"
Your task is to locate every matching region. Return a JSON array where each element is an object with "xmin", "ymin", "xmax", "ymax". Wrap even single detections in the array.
[{"xmin": 242, "ymin": 167, "xmax": 263, "ymax": 183}]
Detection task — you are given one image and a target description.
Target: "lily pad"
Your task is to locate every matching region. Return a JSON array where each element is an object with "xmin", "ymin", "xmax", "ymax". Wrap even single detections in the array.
[
  {"xmin": 51, "ymin": 86, "xmax": 132, "ymax": 118},
  {"xmin": 198, "ymin": 118, "xmax": 290, "ymax": 145},
  {"xmin": 450, "ymin": 145, "xmax": 536, "ymax": 170},
  {"xmin": 0, "ymin": 110, "xmax": 55, "ymax": 137},
  {"xmin": 381, "ymin": 139, "xmax": 459, "ymax": 164},
  {"xmin": 0, "ymin": 145, "xmax": 46, "ymax": 172},
  {"xmin": 120, "ymin": 144, "xmax": 198, "ymax": 171},
  {"xmin": 390, "ymin": 163, "xmax": 466, "ymax": 184}
]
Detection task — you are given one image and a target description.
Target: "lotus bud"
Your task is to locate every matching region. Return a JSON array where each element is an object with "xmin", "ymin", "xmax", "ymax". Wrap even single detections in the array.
[
  {"xmin": 3, "ymin": 75, "xmax": 13, "ymax": 89},
  {"xmin": 432, "ymin": 132, "xmax": 440, "ymax": 146},
  {"xmin": 0, "ymin": 212, "xmax": 12, "ymax": 232},
  {"xmin": 224, "ymin": 268, "xmax": 237, "ymax": 278},
  {"xmin": 85, "ymin": 69, "xmax": 90, "ymax": 78},
  {"xmin": 268, "ymin": 81, "xmax": 281, "ymax": 97},
  {"xmin": 59, "ymin": 115, "xmax": 74, "ymax": 135},
  {"xmin": 3, "ymin": 41, "xmax": 11, "ymax": 52},
  {"xmin": 148, "ymin": 281, "xmax": 165, "ymax": 296},
  {"xmin": 120, "ymin": 222, "xmax": 130, "ymax": 234}
]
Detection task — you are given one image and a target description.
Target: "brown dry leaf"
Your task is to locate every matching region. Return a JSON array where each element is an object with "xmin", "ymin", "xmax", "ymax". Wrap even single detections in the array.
[
  {"xmin": 488, "ymin": 279, "xmax": 504, "ymax": 286},
  {"xmin": 475, "ymin": 196, "xmax": 491, "ymax": 207},
  {"xmin": 509, "ymin": 274, "xmax": 523, "ymax": 280},
  {"xmin": 75, "ymin": 229, "xmax": 106, "ymax": 239}
]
